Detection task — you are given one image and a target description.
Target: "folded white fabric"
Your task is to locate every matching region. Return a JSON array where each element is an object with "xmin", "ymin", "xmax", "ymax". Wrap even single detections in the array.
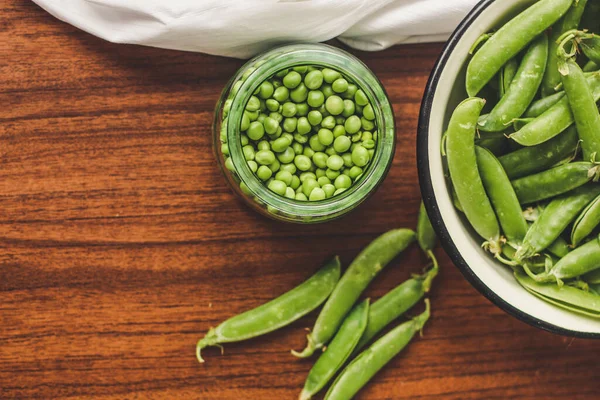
[{"xmin": 33, "ymin": 0, "xmax": 479, "ymax": 59}]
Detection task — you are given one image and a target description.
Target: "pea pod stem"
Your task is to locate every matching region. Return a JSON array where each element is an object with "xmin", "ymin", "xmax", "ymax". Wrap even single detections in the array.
[{"xmin": 196, "ymin": 257, "xmax": 341, "ymax": 363}]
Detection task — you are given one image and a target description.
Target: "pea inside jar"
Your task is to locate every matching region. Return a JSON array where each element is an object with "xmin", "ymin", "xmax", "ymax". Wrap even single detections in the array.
[{"xmin": 224, "ymin": 65, "xmax": 378, "ymax": 202}]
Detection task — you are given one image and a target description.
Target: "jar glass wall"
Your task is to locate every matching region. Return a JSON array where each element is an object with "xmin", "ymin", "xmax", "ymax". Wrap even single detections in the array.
[{"xmin": 213, "ymin": 43, "xmax": 395, "ymax": 223}]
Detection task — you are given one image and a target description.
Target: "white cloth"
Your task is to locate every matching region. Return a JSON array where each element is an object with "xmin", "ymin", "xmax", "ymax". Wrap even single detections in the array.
[{"xmin": 33, "ymin": 0, "xmax": 479, "ymax": 59}]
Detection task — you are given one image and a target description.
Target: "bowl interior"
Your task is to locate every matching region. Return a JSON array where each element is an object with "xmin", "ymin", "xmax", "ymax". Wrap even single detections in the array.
[{"xmin": 420, "ymin": 0, "xmax": 600, "ymax": 335}]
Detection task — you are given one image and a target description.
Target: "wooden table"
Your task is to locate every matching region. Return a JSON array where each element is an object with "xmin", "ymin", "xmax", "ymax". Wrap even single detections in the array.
[{"xmin": 2, "ymin": 2, "xmax": 599, "ymax": 399}]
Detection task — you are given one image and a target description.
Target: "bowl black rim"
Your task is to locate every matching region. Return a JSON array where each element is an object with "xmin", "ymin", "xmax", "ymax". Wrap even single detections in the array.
[{"xmin": 417, "ymin": 0, "xmax": 600, "ymax": 339}]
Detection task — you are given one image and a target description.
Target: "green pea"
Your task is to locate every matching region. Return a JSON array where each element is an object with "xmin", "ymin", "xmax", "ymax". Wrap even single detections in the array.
[
  {"xmin": 327, "ymin": 147, "xmax": 339, "ymax": 156},
  {"xmin": 322, "ymin": 116, "xmax": 336, "ymax": 130},
  {"xmin": 362, "ymin": 139, "xmax": 376, "ymax": 149},
  {"xmin": 295, "ymin": 155, "xmax": 313, "ymax": 171},
  {"xmin": 296, "ymin": 192, "xmax": 308, "ymax": 201},
  {"xmin": 308, "ymin": 110, "xmax": 323, "ymax": 126},
  {"xmin": 254, "ymin": 141, "xmax": 267, "ymax": 152},
  {"xmin": 257, "ymin": 114, "xmax": 266, "ymax": 124},
  {"xmin": 273, "ymin": 86, "xmax": 289, "ymax": 102},
  {"xmin": 293, "ymin": 66, "xmax": 308, "ymax": 74},
  {"xmin": 352, "ymin": 145, "xmax": 371, "ymax": 167},
  {"xmin": 277, "ymin": 147, "xmax": 296, "ymax": 164},
  {"xmin": 305, "ymin": 70, "xmax": 324, "ymax": 90},
  {"xmin": 322, "ymin": 84, "xmax": 334, "ymax": 98},
  {"xmin": 361, "ymin": 117, "xmax": 375, "ymax": 131},
  {"xmin": 354, "ymin": 89, "xmax": 369, "ymax": 106},
  {"xmin": 317, "ymin": 176, "xmax": 331, "ymax": 187},
  {"xmin": 334, "ymin": 174, "xmax": 352, "ymax": 189},
  {"xmin": 247, "ymin": 121, "xmax": 265, "ymax": 141},
  {"xmin": 291, "ymin": 83, "xmax": 308, "ymax": 103},
  {"xmin": 269, "ymin": 127, "xmax": 283, "ymax": 140},
  {"xmin": 282, "ymin": 117, "xmax": 296, "ymax": 133},
  {"xmin": 302, "ymin": 178, "xmax": 320, "ymax": 197},
  {"xmin": 272, "ymin": 79, "xmax": 282, "ymax": 88},
  {"xmin": 240, "ymin": 134, "xmax": 249, "ymax": 146},
  {"xmin": 325, "ymin": 95, "xmax": 344, "ymax": 116},
  {"xmin": 333, "ymin": 135, "xmax": 352, "ymax": 153},
  {"xmin": 309, "ymin": 187, "xmax": 327, "ymax": 201},
  {"xmin": 295, "ymin": 117, "xmax": 311, "ymax": 135},
  {"xmin": 275, "ymin": 170, "xmax": 293, "ymax": 186},
  {"xmin": 318, "ymin": 104, "xmax": 330, "ymax": 118},
  {"xmin": 292, "ymin": 142, "xmax": 303, "ymax": 155},
  {"xmin": 326, "ymin": 168, "xmax": 341, "ymax": 180},
  {"xmin": 327, "ymin": 154, "xmax": 344, "ymax": 171},
  {"xmin": 258, "ymin": 81, "xmax": 274, "ymax": 99},
  {"xmin": 332, "ymin": 78, "xmax": 349, "ymax": 93},
  {"xmin": 300, "ymin": 172, "xmax": 317, "ymax": 182},
  {"xmin": 246, "ymin": 95, "xmax": 261, "ymax": 112},
  {"xmin": 268, "ymin": 180, "xmax": 288, "ymax": 196},
  {"xmin": 363, "ymin": 104, "xmax": 375, "ymax": 120},
  {"xmin": 247, "ymin": 160, "xmax": 258, "ymax": 173},
  {"xmin": 308, "ymin": 91, "xmax": 325, "ymax": 108},
  {"xmin": 307, "ymin": 135, "xmax": 324, "ymax": 152},
  {"xmin": 283, "ymin": 71, "xmax": 302, "ymax": 89},
  {"xmin": 269, "ymin": 158, "xmax": 281, "ymax": 173},
  {"xmin": 291, "ymin": 175, "xmax": 301, "ymax": 190},
  {"xmin": 333, "ymin": 188, "xmax": 347, "ymax": 196},
  {"xmin": 323, "ymin": 68, "xmax": 341, "ymax": 83},
  {"xmin": 333, "ymin": 125, "xmax": 346, "ymax": 138},
  {"xmin": 260, "ymin": 117, "xmax": 277, "ymax": 135},
  {"xmin": 257, "ymin": 165, "xmax": 272, "ymax": 181},
  {"xmin": 342, "ymin": 153, "xmax": 354, "ymax": 168},
  {"xmin": 349, "ymin": 166, "xmax": 363, "ymax": 179},
  {"xmin": 296, "ymin": 102, "xmax": 309, "ymax": 117},
  {"xmin": 303, "ymin": 147, "xmax": 316, "ymax": 159},
  {"xmin": 284, "ymin": 187, "xmax": 296, "ymax": 199},
  {"xmin": 362, "ymin": 131, "xmax": 373, "ymax": 141},
  {"xmin": 318, "ymin": 129, "xmax": 334, "ymax": 147},
  {"xmin": 241, "ymin": 145, "xmax": 254, "ymax": 161},
  {"xmin": 282, "ymin": 102, "xmax": 297, "ymax": 118},
  {"xmin": 322, "ymin": 184, "xmax": 336, "ymax": 198},
  {"xmin": 351, "ymin": 132, "xmax": 362, "ymax": 143},
  {"xmin": 312, "ymin": 152, "xmax": 329, "ymax": 169},
  {"xmin": 224, "ymin": 157, "xmax": 235, "ymax": 172},
  {"xmin": 253, "ymin": 149, "xmax": 274, "ymax": 165},
  {"xmin": 341, "ymin": 99, "xmax": 356, "ymax": 118},
  {"xmin": 345, "ymin": 115, "xmax": 361, "ymax": 134},
  {"xmin": 231, "ymin": 80, "xmax": 243, "ymax": 97},
  {"xmin": 242, "ymin": 67, "xmax": 256, "ymax": 80},
  {"xmin": 280, "ymin": 163, "xmax": 297, "ymax": 175},
  {"xmin": 271, "ymin": 137, "xmax": 291, "ymax": 153},
  {"xmin": 246, "ymin": 110, "xmax": 259, "ymax": 122},
  {"xmin": 343, "ymin": 83, "xmax": 358, "ymax": 100},
  {"xmin": 223, "ymin": 99, "xmax": 233, "ymax": 117},
  {"xmin": 295, "ymin": 133, "xmax": 309, "ymax": 144},
  {"xmin": 221, "ymin": 143, "xmax": 229, "ymax": 156},
  {"xmin": 269, "ymin": 112, "xmax": 283, "ymax": 123},
  {"xmin": 240, "ymin": 112, "xmax": 251, "ymax": 131}
]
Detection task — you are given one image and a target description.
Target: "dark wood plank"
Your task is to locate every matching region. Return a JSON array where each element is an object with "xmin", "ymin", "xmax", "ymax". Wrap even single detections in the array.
[{"xmin": 1, "ymin": 1, "xmax": 599, "ymax": 399}]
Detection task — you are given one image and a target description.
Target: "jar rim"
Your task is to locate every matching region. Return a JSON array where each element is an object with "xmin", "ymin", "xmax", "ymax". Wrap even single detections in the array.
[{"xmin": 224, "ymin": 43, "xmax": 395, "ymax": 222}]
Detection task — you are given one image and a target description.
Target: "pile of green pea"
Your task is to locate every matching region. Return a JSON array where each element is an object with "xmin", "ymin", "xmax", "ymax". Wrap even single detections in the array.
[
  {"xmin": 196, "ymin": 205, "xmax": 438, "ymax": 400},
  {"xmin": 223, "ymin": 65, "xmax": 378, "ymax": 202},
  {"xmin": 445, "ymin": 0, "xmax": 600, "ymax": 319}
]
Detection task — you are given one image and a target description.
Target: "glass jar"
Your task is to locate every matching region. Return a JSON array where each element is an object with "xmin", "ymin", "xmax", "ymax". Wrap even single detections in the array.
[{"xmin": 213, "ymin": 43, "xmax": 395, "ymax": 223}]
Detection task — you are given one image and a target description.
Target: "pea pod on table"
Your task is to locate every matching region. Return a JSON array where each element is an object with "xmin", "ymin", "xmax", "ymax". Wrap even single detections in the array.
[
  {"xmin": 324, "ymin": 300, "xmax": 431, "ymax": 400},
  {"xmin": 417, "ymin": 202, "xmax": 437, "ymax": 255},
  {"xmin": 446, "ymin": 98, "xmax": 501, "ymax": 251},
  {"xmin": 293, "ymin": 229, "xmax": 416, "ymax": 358},
  {"xmin": 478, "ymin": 34, "xmax": 548, "ymax": 133},
  {"xmin": 572, "ymin": 193, "xmax": 600, "ymax": 246},
  {"xmin": 465, "ymin": 0, "xmax": 572, "ymax": 96},
  {"xmin": 299, "ymin": 299, "xmax": 370, "ymax": 400},
  {"xmin": 196, "ymin": 257, "xmax": 341, "ymax": 363}
]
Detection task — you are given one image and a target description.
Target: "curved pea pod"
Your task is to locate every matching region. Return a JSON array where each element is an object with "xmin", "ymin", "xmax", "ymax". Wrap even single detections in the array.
[
  {"xmin": 446, "ymin": 98, "xmax": 501, "ymax": 248},
  {"xmin": 515, "ymin": 184, "xmax": 600, "ymax": 261},
  {"xmin": 509, "ymin": 72, "xmax": 600, "ymax": 146},
  {"xmin": 560, "ymin": 57, "xmax": 600, "ymax": 161},
  {"xmin": 465, "ymin": 0, "xmax": 572, "ymax": 97},
  {"xmin": 541, "ymin": 0, "xmax": 588, "ymax": 97},
  {"xmin": 547, "ymin": 235, "xmax": 571, "ymax": 258},
  {"xmin": 299, "ymin": 299, "xmax": 369, "ymax": 400},
  {"xmin": 571, "ymin": 193, "xmax": 600, "ymax": 246},
  {"xmin": 511, "ymin": 162, "xmax": 600, "ymax": 205},
  {"xmin": 498, "ymin": 126, "xmax": 579, "ymax": 179},
  {"xmin": 195, "ymin": 257, "xmax": 341, "ymax": 363},
  {"xmin": 515, "ymin": 272, "xmax": 600, "ymax": 319},
  {"xmin": 499, "ymin": 58, "xmax": 519, "ymax": 98},
  {"xmin": 417, "ymin": 202, "xmax": 437, "ymax": 253},
  {"xmin": 478, "ymin": 34, "xmax": 548, "ymax": 133},
  {"xmin": 584, "ymin": 269, "xmax": 600, "ymax": 284},
  {"xmin": 524, "ymin": 91, "xmax": 566, "ymax": 118},
  {"xmin": 292, "ymin": 229, "xmax": 416, "ymax": 358},
  {"xmin": 476, "ymin": 146, "xmax": 528, "ymax": 243},
  {"xmin": 355, "ymin": 258, "xmax": 438, "ymax": 352},
  {"xmin": 324, "ymin": 300, "xmax": 431, "ymax": 400}
]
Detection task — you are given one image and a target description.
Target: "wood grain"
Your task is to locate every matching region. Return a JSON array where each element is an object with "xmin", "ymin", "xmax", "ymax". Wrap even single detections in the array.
[{"xmin": 1, "ymin": 1, "xmax": 599, "ymax": 399}]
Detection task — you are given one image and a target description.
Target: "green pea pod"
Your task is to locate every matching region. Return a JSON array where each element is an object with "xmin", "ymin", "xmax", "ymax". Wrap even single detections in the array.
[
  {"xmin": 547, "ymin": 235, "xmax": 572, "ymax": 258},
  {"xmin": 479, "ymin": 34, "xmax": 548, "ymax": 133},
  {"xmin": 293, "ymin": 229, "xmax": 416, "ymax": 358},
  {"xmin": 196, "ymin": 257, "xmax": 341, "ymax": 363},
  {"xmin": 559, "ymin": 57, "xmax": 600, "ymax": 161},
  {"xmin": 499, "ymin": 58, "xmax": 519, "ymax": 98},
  {"xmin": 476, "ymin": 146, "xmax": 528, "ymax": 243},
  {"xmin": 476, "ymin": 132, "xmax": 510, "ymax": 156},
  {"xmin": 515, "ymin": 272, "xmax": 600, "ymax": 318},
  {"xmin": 583, "ymin": 60, "xmax": 600, "ymax": 73},
  {"xmin": 511, "ymin": 162, "xmax": 600, "ymax": 205},
  {"xmin": 516, "ymin": 184, "xmax": 600, "ymax": 260},
  {"xmin": 541, "ymin": 0, "xmax": 588, "ymax": 97},
  {"xmin": 524, "ymin": 92, "xmax": 566, "ymax": 118},
  {"xmin": 324, "ymin": 300, "xmax": 431, "ymax": 400},
  {"xmin": 447, "ymin": 98, "xmax": 501, "ymax": 247},
  {"xmin": 584, "ymin": 269, "xmax": 600, "ymax": 284},
  {"xmin": 465, "ymin": 0, "xmax": 572, "ymax": 97},
  {"xmin": 563, "ymin": 30, "xmax": 600, "ymax": 65},
  {"xmin": 510, "ymin": 72, "xmax": 600, "ymax": 146},
  {"xmin": 299, "ymin": 299, "xmax": 370, "ymax": 400},
  {"xmin": 571, "ymin": 193, "xmax": 600, "ymax": 246},
  {"xmin": 498, "ymin": 126, "xmax": 579, "ymax": 179},
  {"xmin": 417, "ymin": 202, "xmax": 437, "ymax": 253},
  {"xmin": 355, "ymin": 257, "xmax": 439, "ymax": 352}
]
